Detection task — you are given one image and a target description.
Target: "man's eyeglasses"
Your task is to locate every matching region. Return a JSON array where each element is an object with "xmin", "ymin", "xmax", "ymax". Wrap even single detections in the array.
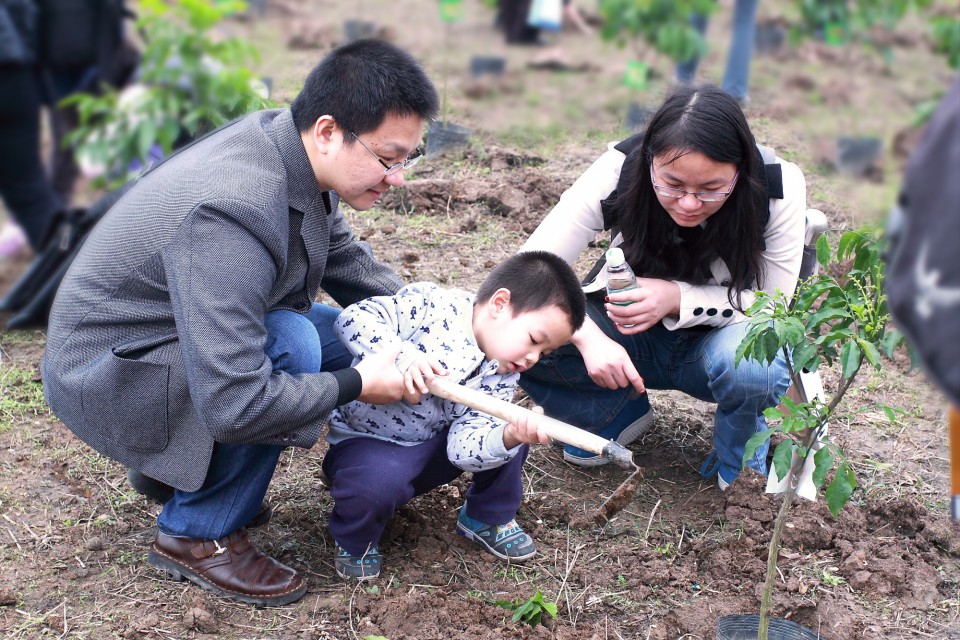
[
  {"xmin": 649, "ymin": 166, "xmax": 739, "ymax": 202},
  {"xmin": 350, "ymin": 131, "xmax": 424, "ymax": 176}
]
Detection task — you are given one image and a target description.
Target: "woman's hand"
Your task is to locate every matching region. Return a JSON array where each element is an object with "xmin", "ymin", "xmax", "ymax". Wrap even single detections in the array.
[
  {"xmin": 503, "ymin": 406, "xmax": 551, "ymax": 449},
  {"xmin": 571, "ymin": 319, "xmax": 646, "ymax": 394},
  {"xmin": 604, "ymin": 277, "xmax": 680, "ymax": 333}
]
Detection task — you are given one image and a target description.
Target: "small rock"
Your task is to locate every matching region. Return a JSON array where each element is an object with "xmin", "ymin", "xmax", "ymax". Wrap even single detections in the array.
[
  {"xmin": 84, "ymin": 536, "xmax": 104, "ymax": 551},
  {"xmin": 183, "ymin": 606, "xmax": 217, "ymax": 633},
  {"xmin": 0, "ymin": 588, "xmax": 17, "ymax": 606}
]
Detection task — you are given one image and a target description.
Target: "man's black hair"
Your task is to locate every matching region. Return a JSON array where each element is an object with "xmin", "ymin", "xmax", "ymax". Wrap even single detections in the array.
[
  {"xmin": 475, "ymin": 251, "xmax": 586, "ymax": 331},
  {"xmin": 291, "ymin": 39, "xmax": 439, "ymax": 135}
]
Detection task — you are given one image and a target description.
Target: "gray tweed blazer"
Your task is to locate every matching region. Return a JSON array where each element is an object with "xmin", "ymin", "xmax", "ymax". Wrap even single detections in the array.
[{"xmin": 42, "ymin": 109, "xmax": 403, "ymax": 491}]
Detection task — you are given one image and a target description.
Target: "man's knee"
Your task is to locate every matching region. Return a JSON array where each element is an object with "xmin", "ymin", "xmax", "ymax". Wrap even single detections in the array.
[{"xmin": 264, "ymin": 310, "xmax": 322, "ymax": 373}]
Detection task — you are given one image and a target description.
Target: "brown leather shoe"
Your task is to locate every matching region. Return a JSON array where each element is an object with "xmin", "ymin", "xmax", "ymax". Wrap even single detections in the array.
[{"xmin": 148, "ymin": 529, "xmax": 306, "ymax": 606}]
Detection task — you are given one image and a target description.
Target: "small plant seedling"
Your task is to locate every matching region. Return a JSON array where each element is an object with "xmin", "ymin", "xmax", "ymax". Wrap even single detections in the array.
[{"xmin": 494, "ymin": 589, "xmax": 558, "ymax": 627}]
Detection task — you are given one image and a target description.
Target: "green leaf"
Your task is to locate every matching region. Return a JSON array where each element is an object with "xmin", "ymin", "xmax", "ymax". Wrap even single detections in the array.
[
  {"xmin": 806, "ymin": 306, "xmax": 852, "ymax": 330},
  {"xmin": 812, "ymin": 445, "xmax": 834, "ymax": 488},
  {"xmin": 880, "ymin": 329, "xmax": 903, "ymax": 358},
  {"xmin": 825, "ymin": 464, "xmax": 858, "ymax": 518},
  {"xmin": 840, "ymin": 340, "xmax": 862, "ymax": 380},
  {"xmin": 790, "ymin": 341, "xmax": 819, "ymax": 374},
  {"xmin": 856, "ymin": 338, "xmax": 883, "ymax": 369},
  {"xmin": 743, "ymin": 428, "xmax": 775, "ymax": 469},
  {"xmin": 816, "ymin": 234, "xmax": 831, "ymax": 268},
  {"xmin": 771, "ymin": 439, "xmax": 795, "ymax": 481}
]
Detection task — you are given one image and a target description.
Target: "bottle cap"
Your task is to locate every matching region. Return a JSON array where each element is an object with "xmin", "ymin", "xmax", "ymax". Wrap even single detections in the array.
[{"xmin": 605, "ymin": 247, "xmax": 626, "ymax": 266}]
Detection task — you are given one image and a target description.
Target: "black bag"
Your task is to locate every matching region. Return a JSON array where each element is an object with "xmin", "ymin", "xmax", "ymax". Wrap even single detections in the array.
[{"xmin": 885, "ymin": 77, "xmax": 960, "ymax": 407}]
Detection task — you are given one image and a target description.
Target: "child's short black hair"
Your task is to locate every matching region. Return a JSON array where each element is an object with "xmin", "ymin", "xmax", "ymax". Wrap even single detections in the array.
[
  {"xmin": 291, "ymin": 39, "xmax": 439, "ymax": 135},
  {"xmin": 475, "ymin": 251, "xmax": 586, "ymax": 331}
]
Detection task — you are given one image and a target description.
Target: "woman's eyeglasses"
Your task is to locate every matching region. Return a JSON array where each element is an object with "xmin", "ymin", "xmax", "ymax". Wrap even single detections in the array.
[
  {"xmin": 650, "ymin": 166, "xmax": 739, "ymax": 202},
  {"xmin": 351, "ymin": 131, "xmax": 424, "ymax": 176}
]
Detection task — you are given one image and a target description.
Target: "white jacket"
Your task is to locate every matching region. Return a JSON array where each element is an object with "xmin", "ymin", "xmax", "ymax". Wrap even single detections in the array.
[{"xmin": 522, "ymin": 142, "xmax": 807, "ymax": 329}]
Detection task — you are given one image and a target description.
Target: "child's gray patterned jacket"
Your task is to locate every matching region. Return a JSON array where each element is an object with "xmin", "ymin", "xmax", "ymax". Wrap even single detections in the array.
[{"xmin": 327, "ymin": 282, "xmax": 523, "ymax": 472}]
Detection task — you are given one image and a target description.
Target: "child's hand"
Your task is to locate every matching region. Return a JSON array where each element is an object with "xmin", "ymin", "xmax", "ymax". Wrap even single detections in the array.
[
  {"xmin": 402, "ymin": 354, "xmax": 446, "ymax": 404},
  {"xmin": 503, "ymin": 406, "xmax": 552, "ymax": 449}
]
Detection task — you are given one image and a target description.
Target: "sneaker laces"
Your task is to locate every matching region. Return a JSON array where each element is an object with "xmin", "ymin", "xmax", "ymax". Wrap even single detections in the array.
[{"xmin": 699, "ymin": 451, "xmax": 720, "ymax": 479}]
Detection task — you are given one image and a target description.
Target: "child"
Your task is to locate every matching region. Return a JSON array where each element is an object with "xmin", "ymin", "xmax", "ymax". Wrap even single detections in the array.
[{"xmin": 323, "ymin": 250, "xmax": 586, "ymax": 580}]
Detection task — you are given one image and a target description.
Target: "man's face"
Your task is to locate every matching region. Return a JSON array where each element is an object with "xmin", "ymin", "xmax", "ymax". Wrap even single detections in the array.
[{"xmin": 317, "ymin": 113, "xmax": 424, "ymax": 211}]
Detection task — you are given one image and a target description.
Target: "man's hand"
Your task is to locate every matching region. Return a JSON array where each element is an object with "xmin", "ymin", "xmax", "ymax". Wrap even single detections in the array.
[
  {"xmin": 354, "ymin": 345, "xmax": 407, "ymax": 404},
  {"xmin": 503, "ymin": 406, "xmax": 551, "ymax": 449}
]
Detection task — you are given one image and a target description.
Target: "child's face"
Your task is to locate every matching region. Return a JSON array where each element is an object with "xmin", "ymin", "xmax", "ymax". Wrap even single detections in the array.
[{"xmin": 476, "ymin": 292, "xmax": 574, "ymax": 375}]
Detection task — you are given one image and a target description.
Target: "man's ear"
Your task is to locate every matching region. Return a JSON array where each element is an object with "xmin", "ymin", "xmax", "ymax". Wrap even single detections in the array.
[{"xmin": 312, "ymin": 115, "xmax": 339, "ymax": 154}]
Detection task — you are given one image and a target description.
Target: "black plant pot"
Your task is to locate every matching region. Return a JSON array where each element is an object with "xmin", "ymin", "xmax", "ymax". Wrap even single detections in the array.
[
  {"xmin": 469, "ymin": 55, "xmax": 506, "ymax": 78},
  {"xmin": 343, "ymin": 19, "xmax": 375, "ymax": 42},
  {"xmin": 624, "ymin": 103, "xmax": 655, "ymax": 133},
  {"xmin": 836, "ymin": 136, "xmax": 882, "ymax": 177},
  {"xmin": 755, "ymin": 23, "xmax": 786, "ymax": 55},
  {"xmin": 426, "ymin": 121, "xmax": 470, "ymax": 158},
  {"xmin": 717, "ymin": 614, "xmax": 821, "ymax": 640}
]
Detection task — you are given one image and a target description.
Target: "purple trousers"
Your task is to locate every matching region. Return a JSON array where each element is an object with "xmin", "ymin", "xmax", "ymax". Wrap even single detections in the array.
[{"xmin": 322, "ymin": 428, "xmax": 528, "ymax": 555}]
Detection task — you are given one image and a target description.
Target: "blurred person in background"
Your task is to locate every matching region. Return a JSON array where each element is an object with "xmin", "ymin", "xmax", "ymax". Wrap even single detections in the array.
[
  {"xmin": 36, "ymin": 0, "xmax": 136, "ymax": 203},
  {"xmin": 0, "ymin": 0, "xmax": 64, "ymax": 258},
  {"xmin": 42, "ymin": 39, "xmax": 439, "ymax": 606},
  {"xmin": 676, "ymin": 0, "xmax": 759, "ymax": 105}
]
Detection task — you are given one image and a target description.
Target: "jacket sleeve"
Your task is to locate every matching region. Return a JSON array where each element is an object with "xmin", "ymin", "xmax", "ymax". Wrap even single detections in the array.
[
  {"xmin": 446, "ymin": 371, "xmax": 522, "ymax": 472},
  {"xmin": 321, "ymin": 203, "xmax": 404, "ymax": 307},
  {"xmin": 662, "ymin": 159, "xmax": 807, "ymax": 329},
  {"xmin": 334, "ymin": 283, "xmax": 436, "ymax": 362},
  {"xmin": 520, "ymin": 143, "xmax": 624, "ymax": 264},
  {"xmin": 163, "ymin": 200, "xmax": 344, "ymax": 448}
]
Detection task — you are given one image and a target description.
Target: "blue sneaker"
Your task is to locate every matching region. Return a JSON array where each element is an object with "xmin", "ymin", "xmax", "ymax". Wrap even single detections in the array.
[
  {"xmin": 563, "ymin": 410, "xmax": 655, "ymax": 467},
  {"xmin": 334, "ymin": 543, "xmax": 381, "ymax": 581},
  {"xmin": 456, "ymin": 505, "xmax": 536, "ymax": 561}
]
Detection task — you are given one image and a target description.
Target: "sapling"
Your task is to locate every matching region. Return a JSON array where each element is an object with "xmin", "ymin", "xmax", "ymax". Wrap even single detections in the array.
[
  {"xmin": 494, "ymin": 589, "xmax": 558, "ymax": 627},
  {"xmin": 735, "ymin": 227, "xmax": 905, "ymax": 640}
]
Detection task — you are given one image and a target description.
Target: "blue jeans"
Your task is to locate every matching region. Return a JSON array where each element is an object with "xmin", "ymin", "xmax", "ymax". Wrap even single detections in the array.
[
  {"xmin": 158, "ymin": 303, "xmax": 352, "ymax": 539},
  {"xmin": 519, "ymin": 297, "xmax": 789, "ymax": 484},
  {"xmin": 675, "ymin": 0, "xmax": 759, "ymax": 101}
]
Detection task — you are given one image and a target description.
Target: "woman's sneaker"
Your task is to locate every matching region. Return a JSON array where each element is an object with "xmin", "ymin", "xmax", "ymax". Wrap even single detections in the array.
[
  {"xmin": 456, "ymin": 505, "xmax": 536, "ymax": 561},
  {"xmin": 563, "ymin": 409, "xmax": 655, "ymax": 467},
  {"xmin": 334, "ymin": 543, "xmax": 381, "ymax": 581}
]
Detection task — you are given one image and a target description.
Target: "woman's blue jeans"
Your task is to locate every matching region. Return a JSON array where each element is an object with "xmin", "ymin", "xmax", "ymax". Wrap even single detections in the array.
[
  {"xmin": 519, "ymin": 297, "xmax": 789, "ymax": 485},
  {"xmin": 158, "ymin": 303, "xmax": 352, "ymax": 540}
]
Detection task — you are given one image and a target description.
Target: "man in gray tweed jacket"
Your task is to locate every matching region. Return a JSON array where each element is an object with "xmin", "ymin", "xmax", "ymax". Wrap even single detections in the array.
[{"xmin": 41, "ymin": 39, "xmax": 439, "ymax": 606}]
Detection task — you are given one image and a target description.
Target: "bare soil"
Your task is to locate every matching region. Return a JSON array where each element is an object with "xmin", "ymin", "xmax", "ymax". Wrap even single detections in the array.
[{"xmin": 2, "ymin": 1, "xmax": 959, "ymax": 638}]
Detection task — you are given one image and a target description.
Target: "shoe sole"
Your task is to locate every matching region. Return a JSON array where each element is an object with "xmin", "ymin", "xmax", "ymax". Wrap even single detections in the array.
[
  {"xmin": 563, "ymin": 410, "xmax": 656, "ymax": 468},
  {"xmin": 147, "ymin": 547, "xmax": 307, "ymax": 607},
  {"xmin": 455, "ymin": 522, "xmax": 536, "ymax": 562}
]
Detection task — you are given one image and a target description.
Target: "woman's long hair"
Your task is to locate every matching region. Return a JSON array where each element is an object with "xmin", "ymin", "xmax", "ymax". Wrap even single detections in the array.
[{"xmin": 613, "ymin": 85, "xmax": 768, "ymax": 310}]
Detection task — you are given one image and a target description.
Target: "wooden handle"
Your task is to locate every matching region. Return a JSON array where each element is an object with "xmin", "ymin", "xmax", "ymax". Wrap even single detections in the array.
[{"xmin": 425, "ymin": 377, "xmax": 612, "ymax": 455}]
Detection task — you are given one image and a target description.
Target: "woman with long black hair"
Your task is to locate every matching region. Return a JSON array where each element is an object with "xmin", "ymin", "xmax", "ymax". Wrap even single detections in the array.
[{"xmin": 519, "ymin": 84, "xmax": 807, "ymax": 489}]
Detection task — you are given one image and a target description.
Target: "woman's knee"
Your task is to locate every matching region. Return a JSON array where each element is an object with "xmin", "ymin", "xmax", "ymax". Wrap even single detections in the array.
[{"xmin": 707, "ymin": 326, "xmax": 789, "ymax": 405}]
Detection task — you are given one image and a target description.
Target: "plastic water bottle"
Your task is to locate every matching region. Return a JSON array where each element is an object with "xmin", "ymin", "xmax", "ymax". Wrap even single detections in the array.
[{"xmin": 605, "ymin": 247, "xmax": 639, "ymax": 328}]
